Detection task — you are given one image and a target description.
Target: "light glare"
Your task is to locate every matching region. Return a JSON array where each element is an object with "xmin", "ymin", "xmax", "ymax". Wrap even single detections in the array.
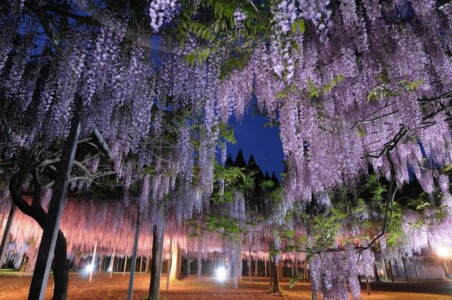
[
  {"xmin": 437, "ymin": 247, "xmax": 450, "ymax": 258},
  {"xmin": 215, "ymin": 266, "xmax": 227, "ymax": 282},
  {"xmin": 85, "ymin": 264, "xmax": 94, "ymax": 272}
]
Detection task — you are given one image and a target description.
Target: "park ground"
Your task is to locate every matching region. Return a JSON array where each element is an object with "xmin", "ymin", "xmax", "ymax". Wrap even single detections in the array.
[{"xmin": 0, "ymin": 271, "xmax": 451, "ymax": 300}]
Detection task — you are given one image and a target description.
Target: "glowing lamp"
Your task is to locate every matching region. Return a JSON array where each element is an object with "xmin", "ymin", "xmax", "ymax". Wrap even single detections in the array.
[
  {"xmin": 215, "ymin": 266, "xmax": 227, "ymax": 282},
  {"xmin": 85, "ymin": 264, "xmax": 94, "ymax": 273},
  {"xmin": 437, "ymin": 247, "xmax": 450, "ymax": 258}
]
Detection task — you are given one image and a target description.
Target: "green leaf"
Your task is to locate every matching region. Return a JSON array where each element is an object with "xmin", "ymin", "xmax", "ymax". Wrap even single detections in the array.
[{"xmin": 298, "ymin": 20, "xmax": 305, "ymax": 34}]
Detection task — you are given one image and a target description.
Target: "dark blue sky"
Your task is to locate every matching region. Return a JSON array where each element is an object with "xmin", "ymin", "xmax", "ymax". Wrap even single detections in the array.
[{"xmin": 226, "ymin": 114, "xmax": 285, "ymax": 179}]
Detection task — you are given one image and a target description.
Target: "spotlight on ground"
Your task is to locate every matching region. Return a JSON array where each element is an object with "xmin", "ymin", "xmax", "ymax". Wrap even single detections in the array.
[{"xmin": 215, "ymin": 266, "xmax": 227, "ymax": 282}]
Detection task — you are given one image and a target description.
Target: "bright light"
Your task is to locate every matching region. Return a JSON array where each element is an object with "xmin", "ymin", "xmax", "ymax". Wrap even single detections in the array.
[
  {"xmin": 215, "ymin": 266, "xmax": 227, "ymax": 282},
  {"xmin": 85, "ymin": 264, "xmax": 94, "ymax": 273},
  {"xmin": 108, "ymin": 266, "xmax": 112, "ymax": 272},
  {"xmin": 437, "ymin": 247, "xmax": 451, "ymax": 258}
]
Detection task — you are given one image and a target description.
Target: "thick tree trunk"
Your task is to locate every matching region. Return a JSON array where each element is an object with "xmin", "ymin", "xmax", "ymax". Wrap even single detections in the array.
[
  {"xmin": 10, "ymin": 152, "xmax": 72, "ymax": 300},
  {"xmin": 0, "ymin": 205, "xmax": 16, "ymax": 267},
  {"xmin": 29, "ymin": 111, "xmax": 80, "ymax": 300},
  {"xmin": 128, "ymin": 208, "xmax": 141, "ymax": 300},
  {"xmin": 148, "ymin": 223, "xmax": 164, "ymax": 300}
]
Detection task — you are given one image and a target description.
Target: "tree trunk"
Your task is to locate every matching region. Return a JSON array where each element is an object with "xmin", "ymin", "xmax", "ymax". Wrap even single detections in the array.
[
  {"xmin": 0, "ymin": 205, "xmax": 15, "ymax": 268},
  {"xmin": 148, "ymin": 223, "xmax": 164, "ymax": 300},
  {"xmin": 402, "ymin": 257, "xmax": 409, "ymax": 285},
  {"xmin": 28, "ymin": 110, "xmax": 80, "ymax": 300},
  {"xmin": 10, "ymin": 155, "xmax": 73, "ymax": 300},
  {"xmin": 269, "ymin": 256, "xmax": 280, "ymax": 293},
  {"xmin": 128, "ymin": 208, "xmax": 141, "ymax": 300}
]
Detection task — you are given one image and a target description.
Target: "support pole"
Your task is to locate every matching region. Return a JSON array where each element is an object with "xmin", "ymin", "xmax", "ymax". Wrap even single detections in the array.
[
  {"xmin": 413, "ymin": 259, "xmax": 419, "ymax": 282},
  {"xmin": 109, "ymin": 247, "xmax": 116, "ymax": 279},
  {"xmin": 89, "ymin": 242, "xmax": 97, "ymax": 283},
  {"xmin": 128, "ymin": 207, "xmax": 141, "ymax": 300},
  {"xmin": 255, "ymin": 256, "xmax": 258, "ymax": 276},
  {"xmin": 149, "ymin": 223, "xmax": 164, "ymax": 300},
  {"xmin": 140, "ymin": 256, "xmax": 143, "ymax": 273},
  {"xmin": 28, "ymin": 112, "xmax": 80, "ymax": 300},
  {"xmin": 98, "ymin": 255, "xmax": 104, "ymax": 273},
  {"xmin": 365, "ymin": 275, "xmax": 371, "ymax": 295},
  {"xmin": 295, "ymin": 257, "xmax": 298, "ymax": 277},
  {"xmin": 264, "ymin": 257, "xmax": 267, "ymax": 277},
  {"xmin": 0, "ymin": 205, "xmax": 15, "ymax": 268},
  {"xmin": 382, "ymin": 257, "xmax": 388, "ymax": 280},
  {"xmin": 166, "ymin": 236, "xmax": 173, "ymax": 291},
  {"xmin": 389, "ymin": 260, "xmax": 395, "ymax": 286},
  {"xmin": 123, "ymin": 256, "xmax": 128, "ymax": 277},
  {"xmin": 402, "ymin": 257, "xmax": 409, "ymax": 286}
]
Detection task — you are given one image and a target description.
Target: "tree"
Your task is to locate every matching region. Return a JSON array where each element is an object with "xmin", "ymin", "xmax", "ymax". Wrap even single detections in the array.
[{"xmin": 1, "ymin": 1, "xmax": 451, "ymax": 299}]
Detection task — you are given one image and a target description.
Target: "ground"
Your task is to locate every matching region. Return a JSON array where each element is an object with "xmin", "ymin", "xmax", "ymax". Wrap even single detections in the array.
[{"xmin": 0, "ymin": 271, "xmax": 451, "ymax": 300}]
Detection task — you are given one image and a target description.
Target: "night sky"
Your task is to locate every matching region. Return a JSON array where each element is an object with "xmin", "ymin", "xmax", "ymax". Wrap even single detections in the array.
[{"xmin": 226, "ymin": 113, "xmax": 285, "ymax": 179}]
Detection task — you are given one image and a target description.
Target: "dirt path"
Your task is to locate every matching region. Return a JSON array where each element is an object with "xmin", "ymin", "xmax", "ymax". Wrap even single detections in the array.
[{"xmin": 0, "ymin": 272, "xmax": 451, "ymax": 300}]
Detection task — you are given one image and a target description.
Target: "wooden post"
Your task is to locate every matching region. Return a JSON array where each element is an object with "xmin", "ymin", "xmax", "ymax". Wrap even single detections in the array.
[
  {"xmin": 98, "ymin": 255, "xmax": 104, "ymax": 273},
  {"xmin": 28, "ymin": 112, "xmax": 80, "ymax": 300},
  {"xmin": 109, "ymin": 247, "xmax": 116, "ymax": 279},
  {"xmin": 402, "ymin": 257, "xmax": 409, "ymax": 285},
  {"xmin": 149, "ymin": 223, "xmax": 165, "ymax": 300},
  {"xmin": 170, "ymin": 243, "xmax": 181, "ymax": 280},
  {"xmin": 264, "ymin": 257, "xmax": 267, "ymax": 277},
  {"xmin": 278, "ymin": 260, "xmax": 283, "ymax": 281},
  {"xmin": 89, "ymin": 242, "xmax": 97, "ymax": 283},
  {"xmin": 166, "ymin": 236, "xmax": 173, "ymax": 291},
  {"xmin": 389, "ymin": 260, "xmax": 395, "ymax": 286},
  {"xmin": 128, "ymin": 207, "xmax": 141, "ymax": 300},
  {"xmin": 145, "ymin": 255, "xmax": 151, "ymax": 273},
  {"xmin": 413, "ymin": 259, "xmax": 419, "ymax": 282},
  {"xmin": 255, "ymin": 257, "xmax": 258, "ymax": 277},
  {"xmin": 0, "ymin": 205, "xmax": 16, "ymax": 268},
  {"xmin": 269, "ymin": 256, "xmax": 280, "ymax": 293},
  {"xmin": 248, "ymin": 248, "xmax": 252, "ymax": 281},
  {"xmin": 382, "ymin": 257, "xmax": 388, "ymax": 280},
  {"xmin": 365, "ymin": 275, "xmax": 371, "ymax": 295},
  {"xmin": 295, "ymin": 257, "xmax": 298, "ymax": 277},
  {"xmin": 140, "ymin": 256, "xmax": 143, "ymax": 273},
  {"xmin": 291, "ymin": 260, "xmax": 294, "ymax": 277},
  {"xmin": 123, "ymin": 256, "xmax": 128, "ymax": 277}
]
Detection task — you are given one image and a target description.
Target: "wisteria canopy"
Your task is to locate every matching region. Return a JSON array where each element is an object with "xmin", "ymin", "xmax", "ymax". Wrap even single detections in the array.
[{"xmin": 0, "ymin": 0, "xmax": 451, "ymax": 299}]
